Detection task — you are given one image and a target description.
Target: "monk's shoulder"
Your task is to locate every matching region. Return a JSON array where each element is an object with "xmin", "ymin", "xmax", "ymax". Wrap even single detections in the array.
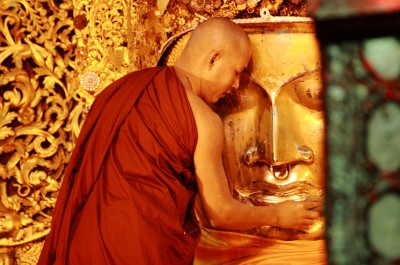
[{"xmin": 185, "ymin": 90, "xmax": 223, "ymax": 135}]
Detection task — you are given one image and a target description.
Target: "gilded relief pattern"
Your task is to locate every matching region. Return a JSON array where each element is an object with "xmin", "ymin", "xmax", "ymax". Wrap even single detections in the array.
[{"xmin": 0, "ymin": 0, "xmax": 76, "ymax": 259}]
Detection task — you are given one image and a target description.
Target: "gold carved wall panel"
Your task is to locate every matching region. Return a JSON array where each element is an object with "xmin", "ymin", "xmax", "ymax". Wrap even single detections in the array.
[{"xmin": 0, "ymin": 0, "xmax": 76, "ymax": 263}]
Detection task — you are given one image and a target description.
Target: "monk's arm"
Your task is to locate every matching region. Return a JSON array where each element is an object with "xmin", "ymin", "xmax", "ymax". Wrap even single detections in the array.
[{"xmin": 194, "ymin": 110, "xmax": 320, "ymax": 231}]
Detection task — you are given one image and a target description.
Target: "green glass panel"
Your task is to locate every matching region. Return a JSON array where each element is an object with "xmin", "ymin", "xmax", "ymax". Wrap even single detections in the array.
[
  {"xmin": 323, "ymin": 36, "xmax": 400, "ymax": 265},
  {"xmin": 368, "ymin": 193, "xmax": 400, "ymax": 259}
]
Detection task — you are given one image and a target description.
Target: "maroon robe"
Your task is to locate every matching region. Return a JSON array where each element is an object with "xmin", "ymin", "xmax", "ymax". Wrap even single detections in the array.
[{"xmin": 38, "ymin": 66, "xmax": 200, "ymax": 265}]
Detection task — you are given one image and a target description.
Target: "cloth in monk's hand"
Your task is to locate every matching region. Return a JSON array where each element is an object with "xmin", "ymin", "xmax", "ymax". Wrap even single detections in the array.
[{"xmin": 38, "ymin": 66, "xmax": 200, "ymax": 265}]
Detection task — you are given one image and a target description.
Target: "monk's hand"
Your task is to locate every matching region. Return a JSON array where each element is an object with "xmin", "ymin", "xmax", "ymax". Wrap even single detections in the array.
[{"xmin": 273, "ymin": 200, "xmax": 322, "ymax": 231}]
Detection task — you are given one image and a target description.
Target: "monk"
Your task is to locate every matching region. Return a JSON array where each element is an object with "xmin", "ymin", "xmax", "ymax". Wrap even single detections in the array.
[{"xmin": 37, "ymin": 17, "xmax": 321, "ymax": 265}]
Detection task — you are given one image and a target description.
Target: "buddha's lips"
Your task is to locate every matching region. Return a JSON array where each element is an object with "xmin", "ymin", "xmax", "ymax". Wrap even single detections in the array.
[{"xmin": 234, "ymin": 181, "xmax": 324, "ymax": 199}]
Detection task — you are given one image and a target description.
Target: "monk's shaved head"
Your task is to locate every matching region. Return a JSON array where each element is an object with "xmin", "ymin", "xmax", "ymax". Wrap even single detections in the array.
[
  {"xmin": 174, "ymin": 17, "xmax": 252, "ymax": 104},
  {"xmin": 186, "ymin": 17, "xmax": 250, "ymax": 53}
]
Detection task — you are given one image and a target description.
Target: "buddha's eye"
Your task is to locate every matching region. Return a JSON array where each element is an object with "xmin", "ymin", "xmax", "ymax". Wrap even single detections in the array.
[
  {"xmin": 214, "ymin": 74, "xmax": 269, "ymax": 114},
  {"xmin": 285, "ymin": 71, "xmax": 323, "ymax": 111}
]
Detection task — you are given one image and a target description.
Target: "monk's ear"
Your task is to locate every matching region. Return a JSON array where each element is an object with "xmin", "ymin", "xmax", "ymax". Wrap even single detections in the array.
[{"xmin": 208, "ymin": 52, "xmax": 220, "ymax": 70}]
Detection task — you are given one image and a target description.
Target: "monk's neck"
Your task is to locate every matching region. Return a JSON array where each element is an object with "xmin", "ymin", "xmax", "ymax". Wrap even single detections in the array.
[{"xmin": 173, "ymin": 65, "xmax": 200, "ymax": 96}]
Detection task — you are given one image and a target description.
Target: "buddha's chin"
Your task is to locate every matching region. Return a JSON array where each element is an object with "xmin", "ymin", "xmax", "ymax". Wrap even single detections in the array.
[{"xmin": 232, "ymin": 185, "xmax": 326, "ymax": 241}]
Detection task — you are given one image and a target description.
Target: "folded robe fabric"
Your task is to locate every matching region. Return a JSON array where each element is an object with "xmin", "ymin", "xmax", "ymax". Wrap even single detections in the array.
[{"xmin": 38, "ymin": 66, "xmax": 200, "ymax": 265}]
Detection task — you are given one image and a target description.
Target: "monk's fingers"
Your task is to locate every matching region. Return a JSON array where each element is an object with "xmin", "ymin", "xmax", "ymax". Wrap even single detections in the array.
[
  {"xmin": 303, "ymin": 201, "xmax": 322, "ymax": 209},
  {"xmin": 301, "ymin": 219, "xmax": 314, "ymax": 226},
  {"xmin": 295, "ymin": 220, "xmax": 313, "ymax": 231},
  {"xmin": 297, "ymin": 226, "xmax": 311, "ymax": 232},
  {"xmin": 304, "ymin": 210, "xmax": 320, "ymax": 219}
]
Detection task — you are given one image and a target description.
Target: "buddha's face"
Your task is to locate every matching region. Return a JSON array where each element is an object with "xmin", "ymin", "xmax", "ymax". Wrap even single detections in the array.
[{"xmin": 214, "ymin": 28, "xmax": 325, "ymax": 240}]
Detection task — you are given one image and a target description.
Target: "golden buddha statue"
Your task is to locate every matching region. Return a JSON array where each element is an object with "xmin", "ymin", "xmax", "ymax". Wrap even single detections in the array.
[
  {"xmin": 217, "ymin": 20, "xmax": 325, "ymax": 241},
  {"xmin": 160, "ymin": 17, "xmax": 326, "ymax": 264}
]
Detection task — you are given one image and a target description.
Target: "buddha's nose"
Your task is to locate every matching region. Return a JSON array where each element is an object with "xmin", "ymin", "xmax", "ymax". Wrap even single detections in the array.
[{"xmin": 242, "ymin": 98, "xmax": 316, "ymax": 180}]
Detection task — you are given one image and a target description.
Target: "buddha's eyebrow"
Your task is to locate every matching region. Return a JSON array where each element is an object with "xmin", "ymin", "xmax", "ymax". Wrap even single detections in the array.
[
  {"xmin": 247, "ymin": 68, "xmax": 321, "ymax": 88},
  {"xmin": 281, "ymin": 68, "xmax": 320, "ymax": 87}
]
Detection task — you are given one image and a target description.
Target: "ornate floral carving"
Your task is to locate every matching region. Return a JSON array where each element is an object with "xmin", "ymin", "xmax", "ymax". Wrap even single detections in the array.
[{"xmin": 0, "ymin": 0, "xmax": 76, "ymax": 260}]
